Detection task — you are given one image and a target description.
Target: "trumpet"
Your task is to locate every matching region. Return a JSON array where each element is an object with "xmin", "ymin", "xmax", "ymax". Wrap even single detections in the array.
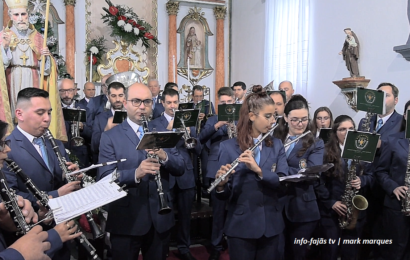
[
  {"xmin": 141, "ymin": 114, "xmax": 172, "ymax": 215},
  {"xmin": 203, "ymin": 87, "xmax": 215, "ymax": 120},
  {"xmin": 70, "ymin": 107, "xmax": 85, "ymax": 147},
  {"xmin": 173, "ymin": 109, "xmax": 197, "ymax": 149}
]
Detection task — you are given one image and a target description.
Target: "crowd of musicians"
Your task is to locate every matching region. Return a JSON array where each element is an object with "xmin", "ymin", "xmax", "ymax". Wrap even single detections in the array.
[{"xmin": 0, "ymin": 77, "xmax": 409, "ymax": 260}]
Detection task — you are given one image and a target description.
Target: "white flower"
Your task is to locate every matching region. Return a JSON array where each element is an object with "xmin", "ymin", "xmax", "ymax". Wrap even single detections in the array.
[
  {"xmin": 117, "ymin": 20, "xmax": 126, "ymax": 27},
  {"xmin": 124, "ymin": 24, "xmax": 132, "ymax": 32},
  {"xmin": 133, "ymin": 27, "xmax": 140, "ymax": 35},
  {"xmin": 29, "ymin": 14, "xmax": 38, "ymax": 24},
  {"xmin": 90, "ymin": 46, "xmax": 99, "ymax": 54},
  {"xmin": 124, "ymin": 13, "xmax": 132, "ymax": 18}
]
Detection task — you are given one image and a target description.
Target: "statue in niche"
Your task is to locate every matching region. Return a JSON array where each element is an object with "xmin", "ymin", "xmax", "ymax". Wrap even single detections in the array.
[
  {"xmin": 338, "ymin": 28, "xmax": 360, "ymax": 78},
  {"xmin": 185, "ymin": 26, "xmax": 202, "ymax": 68}
]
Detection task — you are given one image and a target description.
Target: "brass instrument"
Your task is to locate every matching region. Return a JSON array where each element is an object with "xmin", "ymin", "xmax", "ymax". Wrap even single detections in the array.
[
  {"xmin": 43, "ymin": 129, "xmax": 105, "ymax": 239},
  {"xmin": 141, "ymin": 114, "xmax": 172, "ymax": 215},
  {"xmin": 173, "ymin": 109, "xmax": 197, "ymax": 149},
  {"xmin": 180, "ymin": 85, "xmax": 193, "ymax": 103},
  {"xmin": 70, "ymin": 107, "xmax": 85, "ymax": 147},
  {"xmin": 339, "ymin": 160, "xmax": 368, "ymax": 229},
  {"xmin": 402, "ymin": 140, "xmax": 410, "ymax": 216},
  {"xmin": 227, "ymin": 106, "xmax": 237, "ymax": 139},
  {"xmin": 203, "ymin": 87, "xmax": 215, "ymax": 119}
]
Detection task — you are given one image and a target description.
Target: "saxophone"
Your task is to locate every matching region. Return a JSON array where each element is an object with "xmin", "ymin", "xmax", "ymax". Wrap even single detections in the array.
[
  {"xmin": 401, "ymin": 140, "xmax": 410, "ymax": 216},
  {"xmin": 4, "ymin": 158, "xmax": 101, "ymax": 260},
  {"xmin": 43, "ymin": 129, "xmax": 105, "ymax": 240}
]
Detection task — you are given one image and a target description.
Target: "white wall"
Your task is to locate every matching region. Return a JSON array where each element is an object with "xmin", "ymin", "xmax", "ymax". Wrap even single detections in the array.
[
  {"xmin": 308, "ymin": 0, "xmax": 410, "ymax": 123},
  {"xmin": 230, "ymin": 0, "xmax": 266, "ymax": 87}
]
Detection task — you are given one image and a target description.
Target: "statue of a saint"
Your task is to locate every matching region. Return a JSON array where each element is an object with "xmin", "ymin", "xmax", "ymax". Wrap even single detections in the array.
[
  {"xmin": 185, "ymin": 27, "xmax": 202, "ymax": 68},
  {"xmin": 339, "ymin": 28, "xmax": 360, "ymax": 78},
  {"xmin": 0, "ymin": 0, "xmax": 53, "ymax": 118}
]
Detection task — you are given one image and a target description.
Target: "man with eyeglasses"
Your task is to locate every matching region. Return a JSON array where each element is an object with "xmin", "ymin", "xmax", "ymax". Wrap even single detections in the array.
[
  {"xmin": 59, "ymin": 78, "xmax": 91, "ymax": 168},
  {"xmin": 278, "ymin": 81, "xmax": 295, "ymax": 103},
  {"xmin": 192, "ymin": 85, "xmax": 215, "ymax": 126},
  {"xmin": 97, "ymin": 83, "xmax": 185, "ymax": 260},
  {"xmin": 199, "ymin": 87, "xmax": 234, "ymax": 260}
]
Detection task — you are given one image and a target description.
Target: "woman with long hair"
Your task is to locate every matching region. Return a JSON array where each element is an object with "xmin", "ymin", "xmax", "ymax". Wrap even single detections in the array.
[
  {"xmin": 274, "ymin": 94, "xmax": 327, "ymax": 260},
  {"xmin": 311, "ymin": 107, "xmax": 334, "ymax": 137},
  {"xmin": 319, "ymin": 115, "xmax": 372, "ymax": 260},
  {"xmin": 215, "ymin": 85, "xmax": 288, "ymax": 259},
  {"xmin": 374, "ymin": 100, "xmax": 410, "ymax": 260}
]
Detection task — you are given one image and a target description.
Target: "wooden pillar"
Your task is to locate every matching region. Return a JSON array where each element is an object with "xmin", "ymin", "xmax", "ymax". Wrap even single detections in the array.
[
  {"xmin": 166, "ymin": 1, "xmax": 179, "ymax": 84},
  {"xmin": 214, "ymin": 6, "xmax": 227, "ymax": 109},
  {"xmin": 64, "ymin": 0, "xmax": 76, "ymax": 79},
  {"xmin": 3, "ymin": 2, "xmax": 9, "ymax": 27}
]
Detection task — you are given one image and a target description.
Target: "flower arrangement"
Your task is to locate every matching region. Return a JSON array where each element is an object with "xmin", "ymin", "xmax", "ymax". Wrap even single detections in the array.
[
  {"xmin": 102, "ymin": 0, "xmax": 160, "ymax": 48},
  {"xmin": 85, "ymin": 37, "xmax": 107, "ymax": 82}
]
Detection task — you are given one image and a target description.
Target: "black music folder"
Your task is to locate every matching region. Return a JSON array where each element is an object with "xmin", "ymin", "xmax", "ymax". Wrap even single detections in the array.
[
  {"xmin": 113, "ymin": 111, "xmax": 127, "ymax": 124},
  {"xmin": 318, "ymin": 128, "xmax": 332, "ymax": 144},
  {"xmin": 62, "ymin": 108, "xmax": 86, "ymax": 122},
  {"xmin": 218, "ymin": 104, "xmax": 241, "ymax": 121},
  {"xmin": 172, "ymin": 109, "xmax": 199, "ymax": 129},
  {"xmin": 136, "ymin": 131, "xmax": 184, "ymax": 150},
  {"xmin": 178, "ymin": 103, "xmax": 194, "ymax": 110}
]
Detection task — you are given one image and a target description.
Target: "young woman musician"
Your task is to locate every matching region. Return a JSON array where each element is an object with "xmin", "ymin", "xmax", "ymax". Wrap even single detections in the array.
[
  {"xmin": 274, "ymin": 95, "xmax": 327, "ymax": 260},
  {"xmin": 215, "ymin": 85, "xmax": 289, "ymax": 259},
  {"xmin": 311, "ymin": 107, "xmax": 334, "ymax": 137},
  {"xmin": 319, "ymin": 115, "xmax": 372, "ymax": 260},
  {"xmin": 374, "ymin": 100, "xmax": 410, "ymax": 260}
]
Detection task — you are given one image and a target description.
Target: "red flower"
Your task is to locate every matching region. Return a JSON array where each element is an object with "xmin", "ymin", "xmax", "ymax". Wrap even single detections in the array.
[
  {"xmin": 89, "ymin": 55, "xmax": 97, "ymax": 65},
  {"xmin": 109, "ymin": 6, "xmax": 118, "ymax": 16},
  {"xmin": 128, "ymin": 19, "xmax": 138, "ymax": 27},
  {"xmin": 144, "ymin": 32, "xmax": 154, "ymax": 40},
  {"xmin": 136, "ymin": 24, "xmax": 145, "ymax": 31},
  {"xmin": 118, "ymin": 16, "xmax": 127, "ymax": 21}
]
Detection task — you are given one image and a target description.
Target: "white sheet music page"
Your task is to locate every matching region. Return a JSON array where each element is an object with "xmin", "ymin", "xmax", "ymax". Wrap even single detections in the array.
[{"xmin": 48, "ymin": 173, "xmax": 127, "ymax": 224}]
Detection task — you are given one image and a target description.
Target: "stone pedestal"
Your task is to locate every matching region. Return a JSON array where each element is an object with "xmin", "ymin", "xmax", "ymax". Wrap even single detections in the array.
[
  {"xmin": 332, "ymin": 76, "xmax": 371, "ymax": 111},
  {"xmin": 166, "ymin": 1, "xmax": 179, "ymax": 84}
]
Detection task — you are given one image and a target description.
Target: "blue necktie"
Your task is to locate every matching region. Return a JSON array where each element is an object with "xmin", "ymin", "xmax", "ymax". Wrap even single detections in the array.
[
  {"xmin": 152, "ymin": 97, "xmax": 156, "ymax": 109},
  {"xmin": 253, "ymin": 139, "xmax": 260, "ymax": 165},
  {"xmin": 33, "ymin": 137, "xmax": 51, "ymax": 171},
  {"xmin": 138, "ymin": 125, "xmax": 145, "ymax": 139},
  {"xmin": 376, "ymin": 119, "xmax": 383, "ymax": 132},
  {"xmin": 347, "ymin": 159, "xmax": 352, "ymax": 169},
  {"xmin": 286, "ymin": 136, "xmax": 297, "ymax": 158}
]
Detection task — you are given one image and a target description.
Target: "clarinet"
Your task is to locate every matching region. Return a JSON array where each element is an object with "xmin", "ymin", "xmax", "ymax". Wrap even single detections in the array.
[
  {"xmin": 0, "ymin": 170, "xmax": 35, "ymax": 235},
  {"xmin": 43, "ymin": 129, "xmax": 104, "ymax": 239},
  {"xmin": 41, "ymin": 130, "xmax": 102, "ymax": 259},
  {"xmin": 141, "ymin": 114, "xmax": 172, "ymax": 215}
]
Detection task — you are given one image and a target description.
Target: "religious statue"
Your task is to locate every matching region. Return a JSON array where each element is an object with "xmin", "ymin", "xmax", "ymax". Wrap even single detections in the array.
[
  {"xmin": 0, "ymin": 0, "xmax": 54, "ymax": 117},
  {"xmin": 185, "ymin": 26, "xmax": 202, "ymax": 68},
  {"xmin": 339, "ymin": 28, "xmax": 360, "ymax": 78}
]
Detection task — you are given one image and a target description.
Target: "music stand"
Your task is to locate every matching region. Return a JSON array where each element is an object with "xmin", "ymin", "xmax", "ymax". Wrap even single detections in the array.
[
  {"xmin": 178, "ymin": 103, "xmax": 194, "ymax": 110},
  {"xmin": 280, "ymin": 163, "xmax": 334, "ymax": 183},
  {"xmin": 136, "ymin": 131, "xmax": 184, "ymax": 151},
  {"xmin": 113, "ymin": 111, "xmax": 127, "ymax": 124},
  {"xmin": 218, "ymin": 104, "xmax": 241, "ymax": 121},
  {"xmin": 62, "ymin": 108, "xmax": 86, "ymax": 122},
  {"xmin": 172, "ymin": 109, "xmax": 199, "ymax": 129}
]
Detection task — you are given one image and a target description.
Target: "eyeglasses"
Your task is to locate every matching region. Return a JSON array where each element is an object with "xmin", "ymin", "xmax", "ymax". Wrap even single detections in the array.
[
  {"xmin": 290, "ymin": 118, "xmax": 309, "ymax": 125},
  {"xmin": 337, "ymin": 127, "xmax": 354, "ymax": 133},
  {"xmin": 127, "ymin": 99, "xmax": 153, "ymax": 107},
  {"xmin": 0, "ymin": 140, "xmax": 11, "ymax": 152},
  {"xmin": 59, "ymin": 89, "xmax": 76, "ymax": 94},
  {"xmin": 316, "ymin": 116, "xmax": 330, "ymax": 121}
]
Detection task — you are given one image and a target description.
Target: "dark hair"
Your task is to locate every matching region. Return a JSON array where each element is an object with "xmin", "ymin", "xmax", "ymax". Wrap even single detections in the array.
[
  {"xmin": 232, "ymin": 81, "xmax": 246, "ymax": 91},
  {"xmin": 192, "ymin": 85, "xmax": 204, "ymax": 94},
  {"xmin": 108, "ymin": 82, "xmax": 125, "ymax": 94},
  {"xmin": 217, "ymin": 87, "xmax": 234, "ymax": 98},
  {"xmin": 274, "ymin": 94, "xmax": 313, "ymax": 156},
  {"xmin": 377, "ymin": 82, "xmax": 399, "ymax": 98},
  {"xmin": 236, "ymin": 85, "xmax": 274, "ymax": 151},
  {"xmin": 161, "ymin": 89, "xmax": 179, "ymax": 101},
  {"xmin": 324, "ymin": 115, "xmax": 356, "ymax": 178},
  {"xmin": 269, "ymin": 91, "xmax": 286, "ymax": 104},
  {"xmin": 164, "ymin": 82, "xmax": 178, "ymax": 91},
  {"xmin": 400, "ymin": 100, "xmax": 410, "ymax": 132},
  {"xmin": 0, "ymin": 120, "xmax": 8, "ymax": 140},
  {"xmin": 17, "ymin": 88, "xmax": 49, "ymax": 106},
  {"xmin": 310, "ymin": 107, "xmax": 334, "ymax": 136}
]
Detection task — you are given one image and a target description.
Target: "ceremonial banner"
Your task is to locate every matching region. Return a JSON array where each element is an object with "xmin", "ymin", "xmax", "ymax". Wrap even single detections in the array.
[{"xmin": 0, "ymin": 46, "xmax": 14, "ymax": 135}]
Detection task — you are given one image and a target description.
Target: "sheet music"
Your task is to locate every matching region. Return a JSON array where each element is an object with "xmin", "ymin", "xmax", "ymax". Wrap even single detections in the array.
[{"xmin": 48, "ymin": 173, "xmax": 127, "ymax": 224}]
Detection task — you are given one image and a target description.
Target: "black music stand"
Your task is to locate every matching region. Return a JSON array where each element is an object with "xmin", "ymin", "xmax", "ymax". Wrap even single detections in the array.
[
  {"xmin": 136, "ymin": 131, "xmax": 184, "ymax": 151},
  {"xmin": 62, "ymin": 108, "xmax": 86, "ymax": 122},
  {"xmin": 179, "ymin": 103, "xmax": 194, "ymax": 110},
  {"xmin": 172, "ymin": 109, "xmax": 199, "ymax": 129},
  {"xmin": 113, "ymin": 111, "xmax": 127, "ymax": 124},
  {"xmin": 280, "ymin": 163, "xmax": 334, "ymax": 183}
]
